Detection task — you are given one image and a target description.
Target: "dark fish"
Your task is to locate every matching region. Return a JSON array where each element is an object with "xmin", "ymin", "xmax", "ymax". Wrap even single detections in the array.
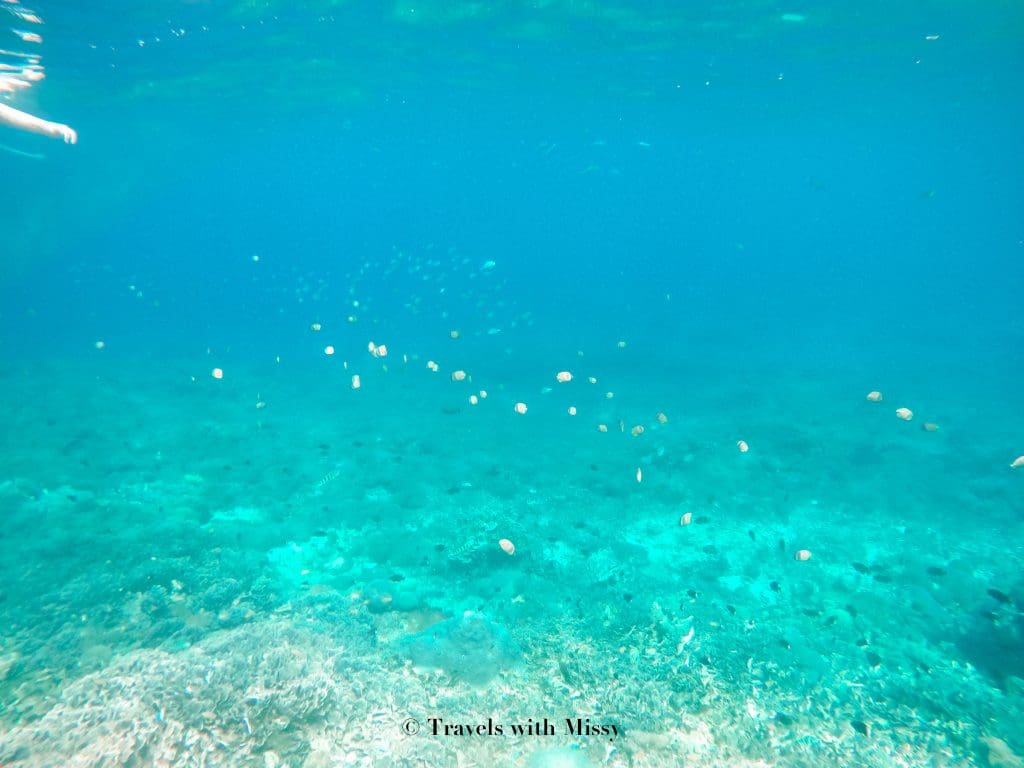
[
  {"xmin": 686, "ymin": 589, "xmax": 698, "ymax": 599},
  {"xmin": 845, "ymin": 604, "xmax": 859, "ymax": 617},
  {"xmin": 726, "ymin": 604, "xmax": 736, "ymax": 615},
  {"xmin": 851, "ymin": 720, "xmax": 869, "ymax": 736},
  {"xmin": 803, "ymin": 608, "xmax": 821, "ymax": 617},
  {"xmin": 695, "ymin": 515, "xmax": 711, "ymax": 524},
  {"xmin": 770, "ymin": 581, "xmax": 781, "ymax": 592},
  {"xmin": 748, "ymin": 530, "xmax": 756, "ymax": 541},
  {"xmin": 865, "ymin": 651, "xmax": 882, "ymax": 668},
  {"xmin": 873, "ymin": 573, "xmax": 893, "ymax": 583},
  {"xmin": 855, "ymin": 638, "xmax": 868, "ymax": 647},
  {"xmin": 824, "ymin": 615, "xmax": 838, "ymax": 627},
  {"xmin": 926, "ymin": 566, "xmax": 947, "ymax": 577},
  {"xmin": 852, "ymin": 562, "xmax": 870, "ymax": 574},
  {"xmin": 987, "ymin": 588, "xmax": 1011, "ymax": 604},
  {"xmin": 702, "ymin": 544, "xmax": 718, "ymax": 555},
  {"xmin": 779, "ymin": 637, "xmax": 791, "ymax": 650}
]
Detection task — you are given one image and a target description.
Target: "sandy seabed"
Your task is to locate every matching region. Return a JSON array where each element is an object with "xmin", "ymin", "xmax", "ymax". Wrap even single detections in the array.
[{"xmin": 0, "ymin": 353, "xmax": 1021, "ymax": 767}]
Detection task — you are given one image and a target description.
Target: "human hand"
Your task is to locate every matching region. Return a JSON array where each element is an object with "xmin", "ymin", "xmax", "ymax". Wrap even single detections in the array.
[{"xmin": 50, "ymin": 122, "xmax": 76, "ymax": 144}]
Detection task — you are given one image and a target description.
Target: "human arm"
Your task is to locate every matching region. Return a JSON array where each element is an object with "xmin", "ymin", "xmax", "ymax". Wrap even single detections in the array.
[{"xmin": 0, "ymin": 102, "xmax": 76, "ymax": 143}]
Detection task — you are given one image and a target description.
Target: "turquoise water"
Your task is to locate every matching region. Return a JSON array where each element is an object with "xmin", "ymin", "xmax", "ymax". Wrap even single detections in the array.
[{"xmin": 1, "ymin": 2, "xmax": 1023, "ymax": 766}]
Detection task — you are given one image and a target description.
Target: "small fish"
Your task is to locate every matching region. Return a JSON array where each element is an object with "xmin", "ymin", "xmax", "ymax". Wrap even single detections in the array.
[
  {"xmin": 769, "ymin": 581, "xmax": 781, "ymax": 593},
  {"xmin": 865, "ymin": 651, "xmax": 882, "ymax": 668},
  {"xmin": 316, "ymin": 468, "xmax": 340, "ymax": 488},
  {"xmin": 987, "ymin": 588, "xmax": 1012, "ymax": 604},
  {"xmin": 926, "ymin": 566, "xmax": 947, "ymax": 577},
  {"xmin": 852, "ymin": 562, "xmax": 870, "ymax": 574},
  {"xmin": 851, "ymin": 720, "xmax": 869, "ymax": 737}
]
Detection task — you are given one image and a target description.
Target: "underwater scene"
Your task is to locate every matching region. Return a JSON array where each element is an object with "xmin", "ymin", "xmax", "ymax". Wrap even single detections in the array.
[{"xmin": 1, "ymin": 1, "xmax": 1022, "ymax": 766}]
